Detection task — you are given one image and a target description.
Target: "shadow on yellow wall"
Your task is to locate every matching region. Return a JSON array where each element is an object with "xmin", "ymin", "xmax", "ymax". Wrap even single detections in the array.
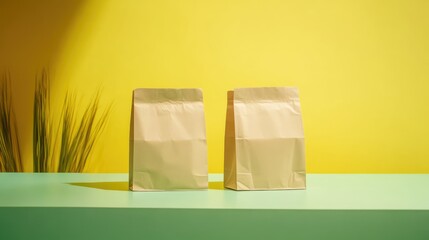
[
  {"xmin": 1, "ymin": 1, "xmax": 429, "ymax": 173},
  {"xmin": 0, "ymin": 0, "xmax": 89, "ymax": 172}
]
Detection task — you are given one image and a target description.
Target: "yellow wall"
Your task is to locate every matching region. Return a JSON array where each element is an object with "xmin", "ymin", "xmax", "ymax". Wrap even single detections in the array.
[{"xmin": 1, "ymin": 0, "xmax": 429, "ymax": 173}]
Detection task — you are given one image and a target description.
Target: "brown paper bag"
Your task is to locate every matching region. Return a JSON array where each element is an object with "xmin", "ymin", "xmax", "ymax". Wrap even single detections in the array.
[
  {"xmin": 129, "ymin": 88, "xmax": 208, "ymax": 191},
  {"xmin": 224, "ymin": 87, "xmax": 306, "ymax": 190}
]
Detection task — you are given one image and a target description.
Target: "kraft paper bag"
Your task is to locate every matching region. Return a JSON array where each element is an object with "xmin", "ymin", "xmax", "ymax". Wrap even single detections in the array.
[
  {"xmin": 130, "ymin": 88, "xmax": 208, "ymax": 191},
  {"xmin": 224, "ymin": 87, "xmax": 306, "ymax": 190}
]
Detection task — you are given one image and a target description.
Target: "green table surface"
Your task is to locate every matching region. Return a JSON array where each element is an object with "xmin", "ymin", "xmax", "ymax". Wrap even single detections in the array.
[{"xmin": 1, "ymin": 173, "xmax": 428, "ymax": 210}]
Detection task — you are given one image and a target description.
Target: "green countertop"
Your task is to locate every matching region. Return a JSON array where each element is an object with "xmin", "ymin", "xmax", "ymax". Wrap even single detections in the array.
[{"xmin": 1, "ymin": 173, "xmax": 428, "ymax": 210}]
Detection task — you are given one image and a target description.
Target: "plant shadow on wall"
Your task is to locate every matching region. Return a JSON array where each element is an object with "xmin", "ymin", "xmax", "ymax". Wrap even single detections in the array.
[
  {"xmin": 33, "ymin": 70, "xmax": 111, "ymax": 173},
  {"xmin": 0, "ymin": 73, "xmax": 23, "ymax": 172}
]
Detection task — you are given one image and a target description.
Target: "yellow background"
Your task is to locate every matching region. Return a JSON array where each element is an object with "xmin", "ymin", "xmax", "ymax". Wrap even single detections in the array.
[{"xmin": 1, "ymin": 0, "xmax": 429, "ymax": 173}]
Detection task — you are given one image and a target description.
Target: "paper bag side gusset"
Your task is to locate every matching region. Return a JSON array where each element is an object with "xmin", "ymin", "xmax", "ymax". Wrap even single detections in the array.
[
  {"xmin": 130, "ymin": 88, "xmax": 208, "ymax": 191},
  {"xmin": 129, "ymin": 92, "xmax": 135, "ymax": 190},
  {"xmin": 233, "ymin": 87, "xmax": 306, "ymax": 190},
  {"xmin": 224, "ymin": 91, "xmax": 237, "ymax": 189}
]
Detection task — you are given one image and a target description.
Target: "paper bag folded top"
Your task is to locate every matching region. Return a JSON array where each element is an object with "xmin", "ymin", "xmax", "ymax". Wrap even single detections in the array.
[
  {"xmin": 224, "ymin": 87, "xmax": 306, "ymax": 190},
  {"xmin": 129, "ymin": 88, "xmax": 208, "ymax": 191}
]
